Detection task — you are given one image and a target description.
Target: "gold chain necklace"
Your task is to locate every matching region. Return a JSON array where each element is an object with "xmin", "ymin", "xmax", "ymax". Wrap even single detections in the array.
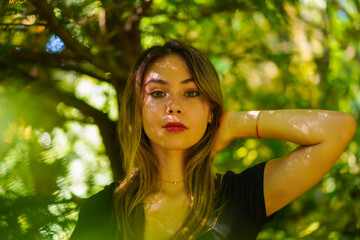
[{"xmin": 156, "ymin": 179, "xmax": 185, "ymax": 185}]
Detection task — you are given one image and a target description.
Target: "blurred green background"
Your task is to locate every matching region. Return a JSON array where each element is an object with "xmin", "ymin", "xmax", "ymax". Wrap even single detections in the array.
[{"xmin": 0, "ymin": 0, "xmax": 359, "ymax": 239}]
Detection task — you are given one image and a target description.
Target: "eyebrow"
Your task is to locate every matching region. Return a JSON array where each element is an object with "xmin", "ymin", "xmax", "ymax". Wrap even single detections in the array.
[{"xmin": 145, "ymin": 78, "xmax": 194, "ymax": 86}]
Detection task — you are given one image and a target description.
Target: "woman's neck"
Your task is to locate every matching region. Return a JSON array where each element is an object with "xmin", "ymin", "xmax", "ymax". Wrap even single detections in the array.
[
  {"xmin": 152, "ymin": 142, "xmax": 187, "ymax": 195},
  {"xmin": 150, "ymin": 143, "xmax": 186, "ymax": 188}
]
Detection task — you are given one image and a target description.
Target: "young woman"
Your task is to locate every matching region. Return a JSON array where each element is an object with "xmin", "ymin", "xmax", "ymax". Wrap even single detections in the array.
[{"xmin": 70, "ymin": 41, "xmax": 356, "ymax": 240}]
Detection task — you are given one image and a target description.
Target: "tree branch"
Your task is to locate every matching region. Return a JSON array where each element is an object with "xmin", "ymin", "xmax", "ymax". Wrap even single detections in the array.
[
  {"xmin": 354, "ymin": 0, "xmax": 360, "ymax": 14},
  {"xmin": 2, "ymin": 48, "xmax": 81, "ymax": 62},
  {"xmin": 38, "ymin": 84, "xmax": 124, "ymax": 181},
  {"xmin": 0, "ymin": 65, "xmax": 108, "ymax": 121},
  {"xmin": 57, "ymin": 64, "xmax": 111, "ymax": 83},
  {"xmin": 27, "ymin": 0, "xmax": 127, "ymax": 80},
  {"xmin": 0, "ymin": 66, "xmax": 124, "ymax": 180},
  {"xmin": 0, "ymin": 48, "xmax": 111, "ymax": 83}
]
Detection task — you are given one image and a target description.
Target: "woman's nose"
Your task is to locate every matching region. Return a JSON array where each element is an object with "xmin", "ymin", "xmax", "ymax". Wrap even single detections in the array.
[{"xmin": 166, "ymin": 99, "xmax": 183, "ymax": 114}]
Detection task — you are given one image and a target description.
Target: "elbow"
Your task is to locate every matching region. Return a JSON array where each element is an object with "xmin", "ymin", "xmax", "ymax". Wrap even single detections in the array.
[
  {"xmin": 336, "ymin": 113, "xmax": 357, "ymax": 144},
  {"xmin": 344, "ymin": 113, "xmax": 356, "ymax": 138}
]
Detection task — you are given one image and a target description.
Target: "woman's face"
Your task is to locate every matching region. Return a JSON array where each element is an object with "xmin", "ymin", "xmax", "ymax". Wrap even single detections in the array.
[{"xmin": 142, "ymin": 54, "xmax": 212, "ymax": 151}]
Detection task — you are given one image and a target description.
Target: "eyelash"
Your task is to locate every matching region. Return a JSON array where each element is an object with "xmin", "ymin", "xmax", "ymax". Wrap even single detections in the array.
[{"xmin": 150, "ymin": 90, "xmax": 200, "ymax": 98}]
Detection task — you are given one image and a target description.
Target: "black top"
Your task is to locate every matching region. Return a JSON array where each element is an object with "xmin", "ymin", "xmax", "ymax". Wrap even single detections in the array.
[{"xmin": 70, "ymin": 162, "xmax": 275, "ymax": 240}]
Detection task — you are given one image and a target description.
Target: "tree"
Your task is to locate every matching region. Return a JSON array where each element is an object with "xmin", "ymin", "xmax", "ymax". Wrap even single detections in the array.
[{"xmin": 0, "ymin": 0, "xmax": 359, "ymax": 239}]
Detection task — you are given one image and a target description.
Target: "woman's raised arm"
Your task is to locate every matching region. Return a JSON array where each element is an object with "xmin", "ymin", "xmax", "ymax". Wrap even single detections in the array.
[{"xmin": 212, "ymin": 109, "xmax": 356, "ymax": 216}]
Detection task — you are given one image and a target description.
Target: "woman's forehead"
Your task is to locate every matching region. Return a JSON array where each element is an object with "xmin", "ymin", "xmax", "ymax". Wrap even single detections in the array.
[
  {"xmin": 144, "ymin": 54, "xmax": 193, "ymax": 85},
  {"xmin": 150, "ymin": 54, "xmax": 188, "ymax": 69}
]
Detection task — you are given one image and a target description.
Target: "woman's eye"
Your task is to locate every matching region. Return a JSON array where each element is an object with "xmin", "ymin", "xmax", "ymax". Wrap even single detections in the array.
[
  {"xmin": 185, "ymin": 90, "xmax": 200, "ymax": 97},
  {"xmin": 150, "ymin": 91, "xmax": 166, "ymax": 98}
]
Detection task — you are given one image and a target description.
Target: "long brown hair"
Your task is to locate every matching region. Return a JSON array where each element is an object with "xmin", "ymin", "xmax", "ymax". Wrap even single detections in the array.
[{"xmin": 114, "ymin": 40, "xmax": 223, "ymax": 240}]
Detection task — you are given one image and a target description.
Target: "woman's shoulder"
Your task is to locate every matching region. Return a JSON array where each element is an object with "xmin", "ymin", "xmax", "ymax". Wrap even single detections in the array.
[
  {"xmin": 70, "ymin": 183, "xmax": 120, "ymax": 240},
  {"xmin": 103, "ymin": 182, "xmax": 120, "ymax": 203},
  {"xmin": 81, "ymin": 182, "xmax": 120, "ymax": 212},
  {"xmin": 211, "ymin": 161, "xmax": 271, "ymax": 239}
]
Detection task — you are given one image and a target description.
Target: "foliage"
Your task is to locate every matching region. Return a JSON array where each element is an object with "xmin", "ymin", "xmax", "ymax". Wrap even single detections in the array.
[{"xmin": 0, "ymin": 0, "xmax": 359, "ymax": 239}]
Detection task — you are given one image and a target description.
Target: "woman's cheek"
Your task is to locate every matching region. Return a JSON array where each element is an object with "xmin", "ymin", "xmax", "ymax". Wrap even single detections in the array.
[
  {"xmin": 143, "ymin": 97, "xmax": 163, "ymax": 114},
  {"xmin": 142, "ymin": 100, "xmax": 164, "ymax": 134}
]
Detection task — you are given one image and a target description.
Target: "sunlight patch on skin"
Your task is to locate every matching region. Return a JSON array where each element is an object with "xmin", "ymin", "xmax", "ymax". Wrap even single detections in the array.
[
  {"xmin": 145, "ymin": 72, "xmax": 161, "ymax": 86},
  {"xmin": 317, "ymin": 112, "xmax": 329, "ymax": 119},
  {"xmin": 248, "ymin": 111, "xmax": 259, "ymax": 117},
  {"xmin": 288, "ymin": 117, "xmax": 324, "ymax": 136},
  {"xmin": 144, "ymin": 192, "xmax": 191, "ymax": 239},
  {"xmin": 144, "ymin": 194, "xmax": 164, "ymax": 212},
  {"xmin": 292, "ymin": 123, "xmax": 310, "ymax": 135},
  {"xmin": 152, "ymin": 56, "xmax": 182, "ymax": 72},
  {"xmin": 284, "ymin": 146, "xmax": 313, "ymax": 170}
]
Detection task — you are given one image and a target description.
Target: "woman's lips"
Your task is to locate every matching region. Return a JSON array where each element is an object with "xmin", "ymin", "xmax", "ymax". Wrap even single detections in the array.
[
  {"xmin": 164, "ymin": 126, "xmax": 187, "ymax": 132},
  {"xmin": 163, "ymin": 122, "xmax": 188, "ymax": 132}
]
